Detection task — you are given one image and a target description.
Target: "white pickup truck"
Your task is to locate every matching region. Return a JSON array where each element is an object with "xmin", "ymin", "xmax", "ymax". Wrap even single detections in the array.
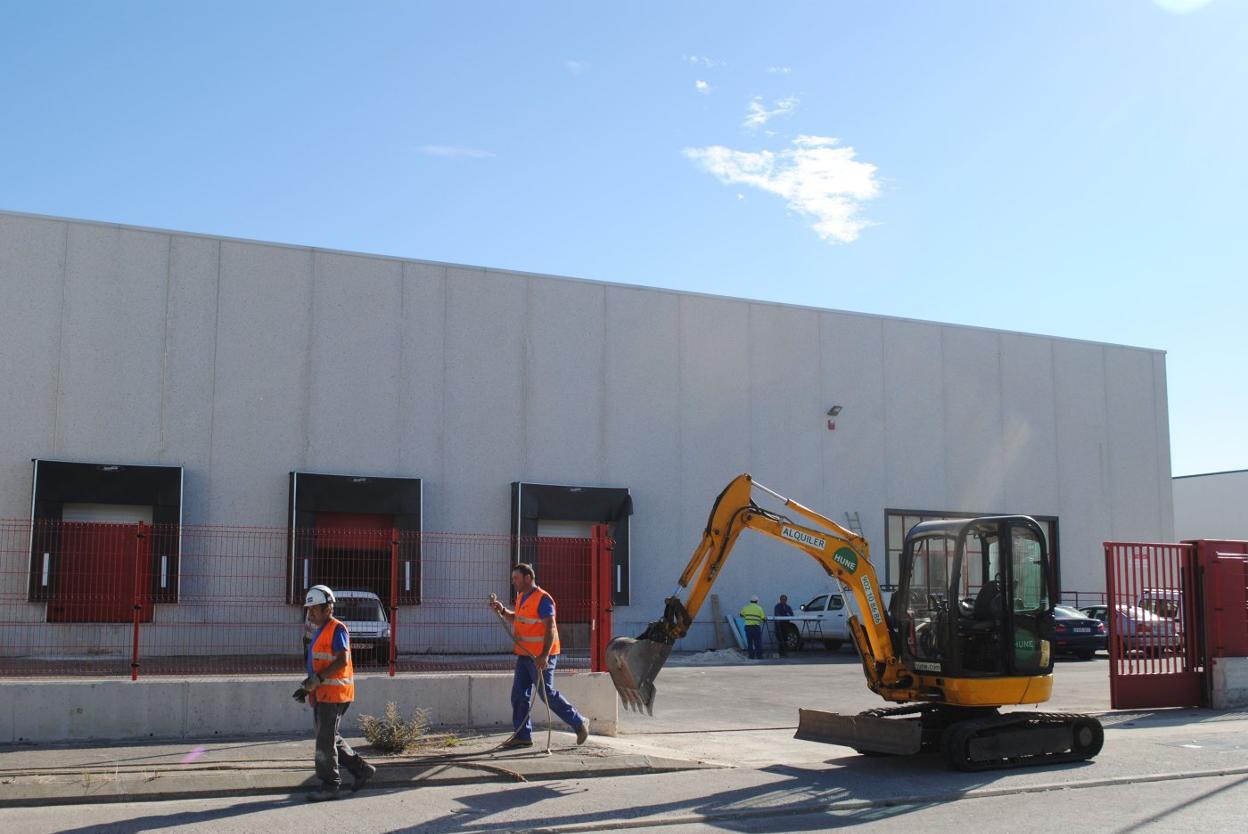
[{"xmin": 773, "ymin": 591, "xmax": 852, "ymax": 652}]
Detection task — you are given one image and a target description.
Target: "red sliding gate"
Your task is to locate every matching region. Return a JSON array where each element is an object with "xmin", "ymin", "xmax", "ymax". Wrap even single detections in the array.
[{"xmin": 1104, "ymin": 542, "xmax": 1202, "ymax": 709}]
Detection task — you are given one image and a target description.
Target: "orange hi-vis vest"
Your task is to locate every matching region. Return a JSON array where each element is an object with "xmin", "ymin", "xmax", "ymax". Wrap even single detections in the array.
[
  {"xmin": 310, "ymin": 616, "xmax": 355, "ymax": 703},
  {"xmin": 513, "ymin": 587, "xmax": 560, "ymax": 658}
]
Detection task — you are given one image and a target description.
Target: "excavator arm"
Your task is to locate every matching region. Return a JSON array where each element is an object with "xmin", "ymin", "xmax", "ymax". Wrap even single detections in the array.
[{"xmin": 608, "ymin": 474, "xmax": 913, "ymax": 713}]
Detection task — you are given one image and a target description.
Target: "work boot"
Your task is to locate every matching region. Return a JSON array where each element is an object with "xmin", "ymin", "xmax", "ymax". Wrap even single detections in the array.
[
  {"xmin": 575, "ymin": 722, "xmax": 589, "ymax": 746},
  {"xmin": 306, "ymin": 785, "xmax": 340, "ymax": 802},
  {"xmin": 500, "ymin": 737, "xmax": 533, "ymax": 749},
  {"xmin": 351, "ymin": 763, "xmax": 377, "ymax": 793}
]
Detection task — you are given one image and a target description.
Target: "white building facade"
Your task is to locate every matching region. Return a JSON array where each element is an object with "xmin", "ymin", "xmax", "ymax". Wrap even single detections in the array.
[
  {"xmin": 1173, "ymin": 469, "xmax": 1248, "ymax": 542},
  {"xmin": 0, "ymin": 210, "xmax": 1175, "ymax": 650}
]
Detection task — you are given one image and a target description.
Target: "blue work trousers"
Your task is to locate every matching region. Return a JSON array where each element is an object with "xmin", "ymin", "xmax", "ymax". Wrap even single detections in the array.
[
  {"xmin": 745, "ymin": 624, "xmax": 764, "ymax": 659},
  {"xmin": 511, "ymin": 654, "xmax": 585, "ymax": 740}
]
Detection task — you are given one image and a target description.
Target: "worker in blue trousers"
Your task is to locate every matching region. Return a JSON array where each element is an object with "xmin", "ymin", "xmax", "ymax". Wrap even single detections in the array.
[{"xmin": 489, "ymin": 562, "xmax": 590, "ymax": 748}]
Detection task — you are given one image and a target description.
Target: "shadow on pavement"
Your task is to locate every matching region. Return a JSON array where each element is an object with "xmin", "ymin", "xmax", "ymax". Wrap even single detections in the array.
[
  {"xmin": 50, "ymin": 796, "xmax": 299, "ymax": 834},
  {"xmin": 382, "ymin": 754, "xmax": 1098, "ymax": 833},
  {"xmin": 1111, "ymin": 774, "xmax": 1248, "ymax": 834}
]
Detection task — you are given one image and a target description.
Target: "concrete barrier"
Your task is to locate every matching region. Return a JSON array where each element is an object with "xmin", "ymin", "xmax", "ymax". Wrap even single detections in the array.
[
  {"xmin": 1211, "ymin": 657, "xmax": 1248, "ymax": 709},
  {"xmin": 0, "ymin": 672, "xmax": 618, "ymax": 744}
]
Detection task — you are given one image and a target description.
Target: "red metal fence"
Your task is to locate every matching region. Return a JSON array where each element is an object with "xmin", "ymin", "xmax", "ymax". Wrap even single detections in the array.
[
  {"xmin": 1104, "ymin": 542, "xmax": 1203, "ymax": 709},
  {"xmin": 1, "ymin": 519, "xmax": 614, "ymax": 679}
]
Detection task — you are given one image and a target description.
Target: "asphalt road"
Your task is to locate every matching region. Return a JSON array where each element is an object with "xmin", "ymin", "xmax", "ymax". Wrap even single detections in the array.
[{"xmin": 623, "ymin": 649, "xmax": 1113, "ymax": 735}]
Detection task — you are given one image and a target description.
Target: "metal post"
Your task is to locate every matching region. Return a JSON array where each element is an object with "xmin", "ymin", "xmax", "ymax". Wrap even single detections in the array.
[
  {"xmin": 131, "ymin": 522, "xmax": 146, "ymax": 681},
  {"xmin": 389, "ymin": 529, "xmax": 399, "ymax": 677},
  {"xmin": 590, "ymin": 525, "xmax": 614, "ymax": 673},
  {"xmin": 591, "ymin": 526, "xmax": 601, "ymax": 672},
  {"xmin": 1103, "ymin": 542, "xmax": 1117, "ymax": 708}
]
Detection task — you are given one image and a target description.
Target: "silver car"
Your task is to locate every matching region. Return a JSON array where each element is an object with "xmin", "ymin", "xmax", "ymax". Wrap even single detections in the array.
[{"xmin": 1107, "ymin": 604, "xmax": 1182, "ymax": 655}]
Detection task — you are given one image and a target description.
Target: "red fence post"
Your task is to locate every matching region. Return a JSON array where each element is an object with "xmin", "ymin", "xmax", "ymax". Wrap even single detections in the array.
[
  {"xmin": 591, "ymin": 528, "xmax": 601, "ymax": 672},
  {"xmin": 389, "ymin": 529, "xmax": 399, "ymax": 677},
  {"xmin": 1104, "ymin": 542, "xmax": 1120, "ymax": 707},
  {"xmin": 590, "ymin": 525, "xmax": 614, "ymax": 673},
  {"xmin": 131, "ymin": 522, "xmax": 146, "ymax": 681},
  {"xmin": 602, "ymin": 529, "xmax": 614, "ymax": 670}
]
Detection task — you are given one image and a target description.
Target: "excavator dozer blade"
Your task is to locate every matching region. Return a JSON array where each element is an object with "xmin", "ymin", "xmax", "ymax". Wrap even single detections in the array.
[
  {"xmin": 795, "ymin": 708, "xmax": 924, "ymax": 755},
  {"xmin": 605, "ymin": 636, "xmax": 672, "ymax": 715}
]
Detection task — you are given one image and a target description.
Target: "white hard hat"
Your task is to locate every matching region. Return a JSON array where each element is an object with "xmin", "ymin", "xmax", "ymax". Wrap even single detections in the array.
[
  {"xmin": 305, "ymin": 585, "xmax": 335, "ymax": 606},
  {"xmin": 750, "ymin": 595, "xmax": 759, "ymax": 602}
]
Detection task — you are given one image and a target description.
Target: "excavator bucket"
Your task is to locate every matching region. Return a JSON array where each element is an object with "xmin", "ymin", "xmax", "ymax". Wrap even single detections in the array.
[
  {"xmin": 794, "ymin": 709, "xmax": 924, "ymax": 755},
  {"xmin": 605, "ymin": 636, "xmax": 672, "ymax": 715}
]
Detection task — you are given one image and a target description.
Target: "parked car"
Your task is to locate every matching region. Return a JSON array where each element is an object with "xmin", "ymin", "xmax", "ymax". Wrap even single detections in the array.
[
  {"xmin": 770, "ymin": 593, "xmax": 850, "ymax": 652},
  {"xmin": 1080, "ymin": 603, "xmax": 1182, "ymax": 656},
  {"xmin": 1052, "ymin": 605, "xmax": 1106, "ymax": 660},
  {"xmin": 1079, "ymin": 605, "xmax": 1108, "ymax": 625},
  {"xmin": 1136, "ymin": 589, "xmax": 1182, "ymax": 621},
  {"xmin": 302, "ymin": 589, "xmax": 393, "ymax": 666}
]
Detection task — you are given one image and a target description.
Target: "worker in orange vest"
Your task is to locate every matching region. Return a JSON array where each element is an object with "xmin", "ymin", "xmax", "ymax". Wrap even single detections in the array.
[
  {"xmin": 294, "ymin": 584, "xmax": 376, "ymax": 801},
  {"xmin": 489, "ymin": 562, "xmax": 589, "ymax": 748}
]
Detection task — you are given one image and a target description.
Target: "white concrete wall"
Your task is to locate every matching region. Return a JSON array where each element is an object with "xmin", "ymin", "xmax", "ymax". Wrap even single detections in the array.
[
  {"xmin": 1211, "ymin": 657, "xmax": 1248, "ymax": 710},
  {"xmin": 0, "ymin": 210, "xmax": 1175, "ymax": 651},
  {"xmin": 1173, "ymin": 470, "xmax": 1248, "ymax": 541},
  {"xmin": 0, "ymin": 672, "xmax": 618, "ymax": 743}
]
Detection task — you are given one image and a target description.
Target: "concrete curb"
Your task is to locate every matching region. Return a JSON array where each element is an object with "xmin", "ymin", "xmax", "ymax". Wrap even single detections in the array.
[
  {"xmin": 0, "ymin": 752, "xmax": 715, "ymax": 808},
  {"xmin": 0, "ymin": 672, "xmax": 619, "ymax": 744}
]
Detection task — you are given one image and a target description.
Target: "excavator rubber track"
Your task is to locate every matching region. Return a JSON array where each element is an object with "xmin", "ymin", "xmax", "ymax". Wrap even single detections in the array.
[
  {"xmin": 797, "ymin": 705, "xmax": 1103, "ymax": 771},
  {"xmin": 939, "ymin": 711, "xmax": 1104, "ymax": 771}
]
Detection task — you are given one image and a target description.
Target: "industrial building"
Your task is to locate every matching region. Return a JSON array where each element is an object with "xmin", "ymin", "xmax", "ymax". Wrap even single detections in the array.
[
  {"xmin": 1173, "ymin": 469, "xmax": 1248, "ymax": 542},
  {"xmin": 0, "ymin": 209, "xmax": 1175, "ymax": 652}
]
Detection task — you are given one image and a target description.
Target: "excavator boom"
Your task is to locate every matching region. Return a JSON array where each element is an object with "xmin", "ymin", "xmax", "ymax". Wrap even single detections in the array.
[{"xmin": 606, "ymin": 473, "xmax": 902, "ymax": 714}]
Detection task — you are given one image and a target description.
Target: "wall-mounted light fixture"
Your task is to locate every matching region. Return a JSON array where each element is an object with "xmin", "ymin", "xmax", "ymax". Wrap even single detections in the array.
[{"xmin": 827, "ymin": 405, "xmax": 843, "ymax": 431}]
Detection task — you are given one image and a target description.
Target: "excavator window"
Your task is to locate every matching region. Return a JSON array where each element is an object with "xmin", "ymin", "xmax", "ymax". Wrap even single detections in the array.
[
  {"xmin": 953, "ymin": 524, "xmax": 1005, "ymax": 674},
  {"xmin": 902, "ymin": 534, "xmax": 958, "ymax": 662},
  {"xmin": 1009, "ymin": 527, "xmax": 1050, "ymax": 672}
]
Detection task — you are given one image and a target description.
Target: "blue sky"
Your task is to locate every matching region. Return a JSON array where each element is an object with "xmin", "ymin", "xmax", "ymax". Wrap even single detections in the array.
[{"xmin": 1, "ymin": 1, "xmax": 1244, "ymax": 476}]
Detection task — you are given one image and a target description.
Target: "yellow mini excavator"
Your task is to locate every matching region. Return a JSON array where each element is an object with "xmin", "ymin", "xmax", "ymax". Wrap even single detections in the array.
[{"xmin": 606, "ymin": 474, "xmax": 1104, "ymax": 771}]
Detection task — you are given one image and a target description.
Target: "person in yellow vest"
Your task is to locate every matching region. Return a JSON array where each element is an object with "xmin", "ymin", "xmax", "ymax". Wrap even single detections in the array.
[
  {"xmin": 741, "ymin": 595, "xmax": 766, "ymax": 659},
  {"xmin": 489, "ymin": 562, "xmax": 590, "ymax": 749},
  {"xmin": 293, "ymin": 584, "xmax": 376, "ymax": 801}
]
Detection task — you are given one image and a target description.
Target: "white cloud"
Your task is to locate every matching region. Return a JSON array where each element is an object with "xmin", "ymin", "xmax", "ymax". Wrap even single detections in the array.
[
  {"xmin": 684, "ymin": 135, "xmax": 881, "ymax": 243},
  {"xmin": 766, "ymin": 66, "xmax": 793, "ymax": 74},
  {"xmin": 695, "ymin": 79, "xmax": 711, "ymax": 94},
  {"xmin": 416, "ymin": 145, "xmax": 495, "ymax": 159},
  {"xmin": 1154, "ymin": 0, "xmax": 1215, "ymax": 13},
  {"xmin": 743, "ymin": 95, "xmax": 799, "ymax": 130},
  {"xmin": 684, "ymin": 55, "xmax": 723, "ymax": 68},
  {"xmin": 565, "ymin": 59, "xmax": 591, "ymax": 75}
]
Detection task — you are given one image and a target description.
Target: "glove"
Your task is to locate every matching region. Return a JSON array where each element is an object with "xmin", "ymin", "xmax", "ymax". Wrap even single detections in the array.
[{"xmin": 292, "ymin": 673, "xmax": 321, "ymax": 704}]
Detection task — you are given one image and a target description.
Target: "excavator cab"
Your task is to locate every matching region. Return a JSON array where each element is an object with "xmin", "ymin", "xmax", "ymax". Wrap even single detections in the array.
[{"xmin": 890, "ymin": 516, "xmax": 1055, "ymax": 681}]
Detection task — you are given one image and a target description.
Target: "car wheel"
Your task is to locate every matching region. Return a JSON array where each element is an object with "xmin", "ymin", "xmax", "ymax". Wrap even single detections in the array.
[{"xmin": 781, "ymin": 627, "xmax": 802, "ymax": 653}]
